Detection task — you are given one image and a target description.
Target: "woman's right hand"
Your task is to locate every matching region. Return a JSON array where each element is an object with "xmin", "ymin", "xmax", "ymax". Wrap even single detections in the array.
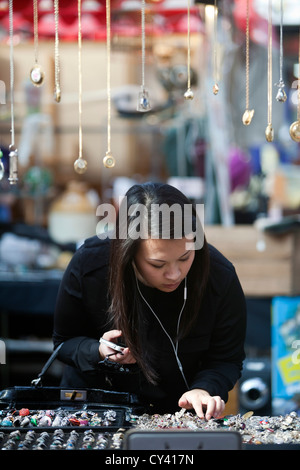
[{"xmin": 99, "ymin": 329, "xmax": 136, "ymax": 364}]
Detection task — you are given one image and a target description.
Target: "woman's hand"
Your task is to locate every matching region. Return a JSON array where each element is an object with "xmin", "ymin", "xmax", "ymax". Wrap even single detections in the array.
[
  {"xmin": 178, "ymin": 389, "xmax": 225, "ymax": 420},
  {"xmin": 99, "ymin": 329, "xmax": 136, "ymax": 364}
]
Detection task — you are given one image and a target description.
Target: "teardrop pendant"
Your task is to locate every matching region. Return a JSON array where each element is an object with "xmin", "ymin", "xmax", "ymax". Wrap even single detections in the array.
[
  {"xmin": 213, "ymin": 83, "xmax": 219, "ymax": 95},
  {"xmin": 265, "ymin": 124, "xmax": 274, "ymax": 142},
  {"xmin": 74, "ymin": 157, "xmax": 88, "ymax": 174},
  {"xmin": 276, "ymin": 87, "xmax": 287, "ymax": 102},
  {"xmin": 289, "ymin": 120, "xmax": 300, "ymax": 142},
  {"xmin": 242, "ymin": 109, "xmax": 255, "ymax": 126},
  {"xmin": 184, "ymin": 88, "xmax": 194, "ymax": 100}
]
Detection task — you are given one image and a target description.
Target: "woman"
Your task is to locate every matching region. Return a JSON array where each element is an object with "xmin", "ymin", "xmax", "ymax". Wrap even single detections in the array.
[{"xmin": 53, "ymin": 182, "xmax": 246, "ymax": 420}]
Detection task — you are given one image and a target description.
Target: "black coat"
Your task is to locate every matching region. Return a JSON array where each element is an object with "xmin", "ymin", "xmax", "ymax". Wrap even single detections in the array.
[{"xmin": 53, "ymin": 236, "xmax": 246, "ymax": 413}]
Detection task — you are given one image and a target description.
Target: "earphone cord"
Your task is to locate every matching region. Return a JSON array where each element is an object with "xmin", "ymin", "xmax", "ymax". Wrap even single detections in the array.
[{"xmin": 135, "ymin": 277, "xmax": 190, "ymax": 390}]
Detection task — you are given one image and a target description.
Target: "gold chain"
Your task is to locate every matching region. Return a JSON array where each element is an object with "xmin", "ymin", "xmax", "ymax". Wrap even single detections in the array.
[
  {"xmin": 183, "ymin": 0, "xmax": 193, "ymax": 100},
  {"xmin": 54, "ymin": 0, "xmax": 61, "ymax": 102},
  {"xmin": 242, "ymin": 0, "xmax": 254, "ymax": 125},
  {"xmin": 74, "ymin": 0, "xmax": 87, "ymax": 174},
  {"xmin": 103, "ymin": 0, "xmax": 115, "ymax": 168},
  {"xmin": 265, "ymin": 0, "xmax": 274, "ymax": 141}
]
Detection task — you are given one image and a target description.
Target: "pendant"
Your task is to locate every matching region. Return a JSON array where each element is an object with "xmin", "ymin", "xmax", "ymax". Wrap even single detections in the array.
[
  {"xmin": 74, "ymin": 157, "xmax": 88, "ymax": 174},
  {"xmin": 103, "ymin": 151, "xmax": 115, "ymax": 168},
  {"xmin": 213, "ymin": 83, "xmax": 219, "ymax": 95},
  {"xmin": 276, "ymin": 87, "xmax": 287, "ymax": 102},
  {"xmin": 242, "ymin": 109, "xmax": 255, "ymax": 126},
  {"xmin": 289, "ymin": 120, "xmax": 300, "ymax": 142},
  {"xmin": 137, "ymin": 87, "xmax": 151, "ymax": 112},
  {"xmin": 0, "ymin": 149, "xmax": 4, "ymax": 180},
  {"xmin": 30, "ymin": 64, "xmax": 45, "ymax": 86},
  {"xmin": 184, "ymin": 88, "xmax": 194, "ymax": 100},
  {"xmin": 54, "ymin": 85, "xmax": 61, "ymax": 103},
  {"xmin": 8, "ymin": 146, "xmax": 18, "ymax": 185},
  {"xmin": 265, "ymin": 124, "xmax": 274, "ymax": 142},
  {"xmin": 0, "ymin": 159, "xmax": 4, "ymax": 180}
]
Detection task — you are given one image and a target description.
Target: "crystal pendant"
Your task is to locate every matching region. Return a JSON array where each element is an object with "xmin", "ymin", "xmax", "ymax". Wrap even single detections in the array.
[
  {"xmin": 276, "ymin": 87, "xmax": 287, "ymax": 102},
  {"xmin": 30, "ymin": 64, "xmax": 45, "ymax": 87},
  {"xmin": 184, "ymin": 88, "xmax": 194, "ymax": 100},
  {"xmin": 289, "ymin": 120, "xmax": 300, "ymax": 142},
  {"xmin": 265, "ymin": 124, "xmax": 274, "ymax": 142},
  {"xmin": 54, "ymin": 85, "xmax": 61, "ymax": 103},
  {"xmin": 103, "ymin": 151, "xmax": 115, "ymax": 168},
  {"xmin": 0, "ymin": 158, "xmax": 4, "ymax": 180},
  {"xmin": 74, "ymin": 157, "xmax": 88, "ymax": 174},
  {"xmin": 8, "ymin": 146, "xmax": 18, "ymax": 185},
  {"xmin": 242, "ymin": 109, "xmax": 255, "ymax": 126},
  {"xmin": 137, "ymin": 87, "xmax": 151, "ymax": 112},
  {"xmin": 213, "ymin": 83, "xmax": 219, "ymax": 95}
]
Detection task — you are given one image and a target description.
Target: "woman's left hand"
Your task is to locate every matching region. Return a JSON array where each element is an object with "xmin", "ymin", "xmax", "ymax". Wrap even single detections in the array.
[{"xmin": 178, "ymin": 389, "xmax": 225, "ymax": 420}]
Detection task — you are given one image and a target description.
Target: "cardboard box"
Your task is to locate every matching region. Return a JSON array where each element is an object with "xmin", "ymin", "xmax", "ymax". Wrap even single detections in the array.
[{"xmin": 205, "ymin": 226, "xmax": 300, "ymax": 297}]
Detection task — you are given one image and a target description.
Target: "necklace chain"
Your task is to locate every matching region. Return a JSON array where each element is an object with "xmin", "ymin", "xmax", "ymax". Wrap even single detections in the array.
[
  {"xmin": 9, "ymin": 0, "xmax": 15, "ymax": 147},
  {"xmin": 245, "ymin": 0, "xmax": 250, "ymax": 111},
  {"xmin": 33, "ymin": 0, "xmax": 39, "ymax": 64},
  {"xmin": 267, "ymin": 0, "xmax": 272, "ymax": 127},
  {"xmin": 54, "ymin": 0, "xmax": 61, "ymax": 102}
]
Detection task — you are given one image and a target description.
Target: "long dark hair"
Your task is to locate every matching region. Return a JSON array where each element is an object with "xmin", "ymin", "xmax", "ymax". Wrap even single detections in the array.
[{"xmin": 107, "ymin": 182, "xmax": 210, "ymax": 383}]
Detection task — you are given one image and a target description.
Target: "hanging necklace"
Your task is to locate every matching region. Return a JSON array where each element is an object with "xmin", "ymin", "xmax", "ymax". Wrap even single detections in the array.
[
  {"xmin": 30, "ymin": 0, "xmax": 45, "ymax": 86},
  {"xmin": 184, "ymin": 0, "xmax": 193, "ymax": 100},
  {"xmin": 137, "ymin": 0, "xmax": 151, "ymax": 110},
  {"xmin": 275, "ymin": 0, "xmax": 287, "ymax": 102},
  {"xmin": 0, "ymin": 149, "xmax": 4, "ymax": 181},
  {"xmin": 242, "ymin": 0, "xmax": 254, "ymax": 125},
  {"xmin": 8, "ymin": 0, "xmax": 18, "ymax": 185},
  {"xmin": 212, "ymin": 0, "xmax": 219, "ymax": 95},
  {"xmin": 54, "ymin": 0, "xmax": 61, "ymax": 103},
  {"xmin": 74, "ymin": 0, "xmax": 87, "ymax": 174},
  {"xmin": 103, "ymin": 0, "xmax": 115, "ymax": 168},
  {"xmin": 289, "ymin": 27, "xmax": 300, "ymax": 142},
  {"xmin": 265, "ymin": 0, "xmax": 274, "ymax": 142}
]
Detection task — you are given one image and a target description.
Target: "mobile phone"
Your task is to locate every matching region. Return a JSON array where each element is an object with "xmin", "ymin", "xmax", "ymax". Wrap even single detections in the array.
[{"xmin": 99, "ymin": 337, "xmax": 125, "ymax": 353}]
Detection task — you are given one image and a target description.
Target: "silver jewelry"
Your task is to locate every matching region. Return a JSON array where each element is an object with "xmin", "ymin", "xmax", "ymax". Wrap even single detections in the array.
[
  {"xmin": 30, "ymin": 0, "xmax": 45, "ymax": 87},
  {"xmin": 275, "ymin": 0, "xmax": 287, "ymax": 102},
  {"xmin": 8, "ymin": 0, "xmax": 18, "ymax": 185},
  {"xmin": 137, "ymin": 0, "xmax": 151, "ymax": 111}
]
